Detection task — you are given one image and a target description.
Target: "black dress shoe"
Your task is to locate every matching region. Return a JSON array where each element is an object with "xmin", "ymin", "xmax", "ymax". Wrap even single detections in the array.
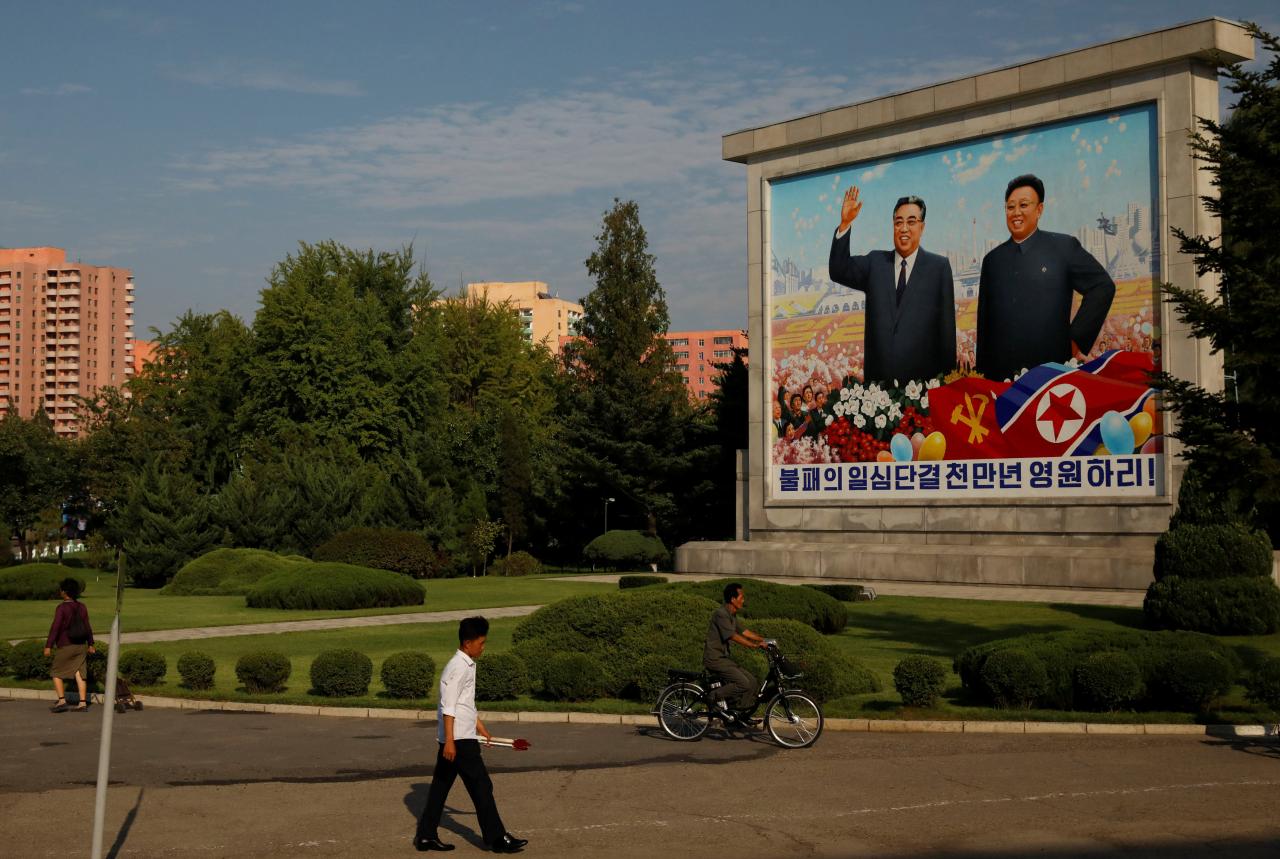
[
  {"xmin": 414, "ymin": 836, "xmax": 455, "ymax": 851},
  {"xmin": 491, "ymin": 833, "xmax": 528, "ymax": 853}
]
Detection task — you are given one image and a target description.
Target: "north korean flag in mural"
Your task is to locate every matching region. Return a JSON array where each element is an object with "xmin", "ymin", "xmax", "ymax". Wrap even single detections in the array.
[{"xmin": 994, "ymin": 354, "xmax": 1154, "ymax": 458}]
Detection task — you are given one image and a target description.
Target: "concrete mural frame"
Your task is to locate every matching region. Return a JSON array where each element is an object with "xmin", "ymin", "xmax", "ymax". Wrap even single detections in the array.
[{"xmin": 677, "ymin": 18, "xmax": 1255, "ymax": 590}]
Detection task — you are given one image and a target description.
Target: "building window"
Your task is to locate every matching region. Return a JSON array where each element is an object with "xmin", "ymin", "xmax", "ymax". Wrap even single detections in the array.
[
  {"xmin": 698, "ymin": 377, "xmax": 704, "ymax": 385},
  {"xmin": 698, "ymin": 339, "xmax": 704, "ymax": 346},
  {"xmin": 713, "ymin": 336, "xmax": 733, "ymax": 345}
]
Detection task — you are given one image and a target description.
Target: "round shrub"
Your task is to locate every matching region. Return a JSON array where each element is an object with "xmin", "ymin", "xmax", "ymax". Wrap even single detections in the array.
[
  {"xmin": 1245, "ymin": 657, "xmax": 1280, "ymax": 712},
  {"xmin": 313, "ymin": 527, "xmax": 443, "ymax": 579},
  {"xmin": 667, "ymin": 578, "xmax": 847, "ymax": 634},
  {"xmin": 583, "ymin": 530, "xmax": 668, "ymax": 570},
  {"xmin": 476, "ymin": 652, "xmax": 530, "ymax": 701},
  {"xmin": 630, "ymin": 653, "xmax": 675, "ymax": 702},
  {"xmin": 310, "ymin": 649, "xmax": 373, "ymax": 697},
  {"xmin": 86, "ymin": 644, "xmax": 108, "ymax": 692},
  {"xmin": 618, "ymin": 575, "xmax": 668, "ymax": 589},
  {"xmin": 980, "ymin": 649, "xmax": 1049, "ymax": 709},
  {"xmin": 743, "ymin": 619, "xmax": 880, "ymax": 702},
  {"xmin": 491, "ymin": 551, "xmax": 542, "ymax": 578},
  {"xmin": 235, "ymin": 651, "xmax": 292, "ymax": 693},
  {"xmin": 1148, "ymin": 649, "xmax": 1234, "ymax": 712},
  {"xmin": 0, "ymin": 565, "xmax": 86, "ymax": 600},
  {"xmin": 119, "ymin": 650, "xmax": 166, "ymax": 687},
  {"xmin": 1153, "ymin": 522, "xmax": 1273, "ymax": 581},
  {"xmin": 164, "ymin": 548, "xmax": 308, "ymax": 596},
  {"xmin": 542, "ymin": 653, "xmax": 607, "ymax": 701},
  {"xmin": 1143, "ymin": 575, "xmax": 1280, "ymax": 635},
  {"xmin": 0, "ymin": 640, "xmax": 12, "ymax": 676},
  {"xmin": 1074, "ymin": 651, "xmax": 1143, "ymax": 711},
  {"xmin": 893, "ymin": 655, "xmax": 948, "ymax": 708},
  {"xmin": 177, "ymin": 652, "xmax": 216, "ymax": 690},
  {"xmin": 380, "ymin": 651, "xmax": 436, "ymax": 699},
  {"xmin": 9, "ymin": 640, "xmax": 52, "ymax": 680},
  {"xmin": 805, "ymin": 584, "xmax": 863, "ymax": 602},
  {"xmin": 246, "ymin": 562, "xmax": 425, "ymax": 610}
]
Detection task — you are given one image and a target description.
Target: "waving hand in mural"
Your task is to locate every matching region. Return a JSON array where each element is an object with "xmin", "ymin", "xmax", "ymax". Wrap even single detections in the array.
[{"xmin": 839, "ymin": 186, "xmax": 864, "ymax": 233}]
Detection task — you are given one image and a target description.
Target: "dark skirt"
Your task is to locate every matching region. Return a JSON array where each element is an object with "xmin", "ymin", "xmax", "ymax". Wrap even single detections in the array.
[{"xmin": 51, "ymin": 644, "xmax": 88, "ymax": 680}]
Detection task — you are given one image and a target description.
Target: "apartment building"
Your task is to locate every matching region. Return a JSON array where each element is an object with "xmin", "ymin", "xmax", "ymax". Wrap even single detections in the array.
[
  {"xmin": 464, "ymin": 281, "xmax": 582, "ymax": 355},
  {"xmin": 664, "ymin": 328, "xmax": 748, "ymax": 400},
  {"xmin": 0, "ymin": 247, "xmax": 135, "ymax": 436}
]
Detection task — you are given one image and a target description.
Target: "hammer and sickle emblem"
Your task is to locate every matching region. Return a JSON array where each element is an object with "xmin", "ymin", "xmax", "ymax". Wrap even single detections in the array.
[{"xmin": 950, "ymin": 393, "xmax": 990, "ymax": 445}]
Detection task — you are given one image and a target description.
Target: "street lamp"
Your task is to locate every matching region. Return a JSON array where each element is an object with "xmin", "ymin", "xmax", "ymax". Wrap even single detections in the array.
[{"xmin": 604, "ymin": 497, "xmax": 615, "ymax": 533}]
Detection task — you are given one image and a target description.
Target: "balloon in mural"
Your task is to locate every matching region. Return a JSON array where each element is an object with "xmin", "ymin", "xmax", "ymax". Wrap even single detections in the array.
[
  {"xmin": 890, "ymin": 433, "xmax": 914, "ymax": 462},
  {"xmin": 1099, "ymin": 410, "xmax": 1136, "ymax": 456},
  {"xmin": 911, "ymin": 432, "xmax": 925, "ymax": 459},
  {"xmin": 1129, "ymin": 412, "xmax": 1153, "ymax": 449},
  {"xmin": 919, "ymin": 431, "xmax": 946, "ymax": 461},
  {"xmin": 876, "ymin": 449, "xmax": 895, "ymax": 463}
]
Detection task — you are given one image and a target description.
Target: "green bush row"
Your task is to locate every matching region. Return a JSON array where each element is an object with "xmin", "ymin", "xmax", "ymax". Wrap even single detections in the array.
[
  {"xmin": 163, "ymin": 548, "xmax": 309, "ymax": 596},
  {"xmin": 955, "ymin": 629, "xmax": 1240, "ymax": 712},
  {"xmin": 1143, "ymin": 575, "xmax": 1280, "ymax": 636},
  {"xmin": 583, "ymin": 530, "xmax": 669, "ymax": 569},
  {"xmin": 245, "ymin": 562, "xmax": 424, "ymax": 610},
  {"xmin": 617, "ymin": 575, "xmax": 668, "ymax": 589},
  {"xmin": 313, "ymin": 527, "xmax": 446, "ymax": 579},
  {"xmin": 660, "ymin": 578, "xmax": 848, "ymax": 634},
  {"xmin": 0, "ymin": 565, "xmax": 87, "ymax": 600}
]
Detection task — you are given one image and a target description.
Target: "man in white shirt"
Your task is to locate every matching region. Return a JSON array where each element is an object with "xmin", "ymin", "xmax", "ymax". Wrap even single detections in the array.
[{"xmin": 414, "ymin": 616, "xmax": 528, "ymax": 853}]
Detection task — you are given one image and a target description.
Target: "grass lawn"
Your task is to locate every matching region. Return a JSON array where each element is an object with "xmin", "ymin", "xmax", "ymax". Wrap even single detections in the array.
[{"xmin": 0, "ymin": 575, "xmax": 613, "ymax": 642}]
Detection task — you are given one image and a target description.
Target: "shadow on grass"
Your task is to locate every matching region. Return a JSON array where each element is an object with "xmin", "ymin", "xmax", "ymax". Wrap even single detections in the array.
[
  {"xmin": 846, "ymin": 611, "xmax": 1064, "ymax": 658},
  {"xmin": 1044, "ymin": 603, "xmax": 1147, "ymax": 628}
]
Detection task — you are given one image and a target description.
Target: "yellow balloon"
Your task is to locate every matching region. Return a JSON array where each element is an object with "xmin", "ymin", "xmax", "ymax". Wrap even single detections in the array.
[
  {"xmin": 1093, "ymin": 443, "xmax": 1110, "ymax": 456},
  {"xmin": 1129, "ymin": 412, "xmax": 1153, "ymax": 448},
  {"xmin": 919, "ymin": 431, "xmax": 946, "ymax": 461}
]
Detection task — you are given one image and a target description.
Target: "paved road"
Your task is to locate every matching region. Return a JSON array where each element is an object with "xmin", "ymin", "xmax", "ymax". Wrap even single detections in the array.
[{"xmin": 1, "ymin": 699, "xmax": 1277, "ymax": 858}]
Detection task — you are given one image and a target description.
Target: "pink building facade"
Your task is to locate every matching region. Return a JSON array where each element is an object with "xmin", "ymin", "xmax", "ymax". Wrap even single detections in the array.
[
  {"xmin": 663, "ymin": 328, "xmax": 748, "ymax": 400},
  {"xmin": 0, "ymin": 247, "xmax": 135, "ymax": 436}
]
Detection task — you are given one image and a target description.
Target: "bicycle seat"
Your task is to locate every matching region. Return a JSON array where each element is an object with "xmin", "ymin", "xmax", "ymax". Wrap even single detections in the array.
[{"xmin": 667, "ymin": 668, "xmax": 703, "ymax": 681}]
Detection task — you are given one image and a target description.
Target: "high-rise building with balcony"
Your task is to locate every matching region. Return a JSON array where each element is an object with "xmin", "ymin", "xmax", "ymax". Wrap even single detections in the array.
[
  {"xmin": 464, "ymin": 281, "xmax": 582, "ymax": 355},
  {"xmin": 664, "ymin": 328, "xmax": 748, "ymax": 400},
  {"xmin": 0, "ymin": 247, "xmax": 135, "ymax": 436}
]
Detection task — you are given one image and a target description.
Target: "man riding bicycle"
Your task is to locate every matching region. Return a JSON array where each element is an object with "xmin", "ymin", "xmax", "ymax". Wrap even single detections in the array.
[{"xmin": 703, "ymin": 582, "xmax": 767, "ymax": 725}]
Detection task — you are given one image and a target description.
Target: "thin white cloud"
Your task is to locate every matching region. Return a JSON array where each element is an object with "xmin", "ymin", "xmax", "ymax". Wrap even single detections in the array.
[
  {"xmin": 169, "ymin": 61, "xmax": 363, "ymax": 97},
  {"xmin": 20, "ymin": 83, "xmax": 92, "ymax": 96}
]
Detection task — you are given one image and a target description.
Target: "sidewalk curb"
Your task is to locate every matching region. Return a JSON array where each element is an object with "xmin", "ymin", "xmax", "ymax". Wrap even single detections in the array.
[{"xmin": 3, "ymin": 686, "xmax": 1271, "ymax": 736}]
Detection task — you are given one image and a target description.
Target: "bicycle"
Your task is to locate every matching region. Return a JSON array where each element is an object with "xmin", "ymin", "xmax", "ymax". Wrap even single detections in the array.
[{"xmin": 653, "ymin": 640, "xmax": 824, "ymax": 749}]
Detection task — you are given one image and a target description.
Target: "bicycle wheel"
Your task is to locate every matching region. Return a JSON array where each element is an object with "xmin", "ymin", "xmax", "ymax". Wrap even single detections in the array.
[
  {"xmin": 657, "ymin": 683, "xmax": 710, "ymax": 741},
  {"xmin": 765, "ymin": 692, "xmax": 824, "ymax": 749}
]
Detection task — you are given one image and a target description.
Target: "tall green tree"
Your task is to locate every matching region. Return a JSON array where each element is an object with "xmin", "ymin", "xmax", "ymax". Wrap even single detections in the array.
[
  {"xmin": 116, "ymin": 461, "xmax": 222, "ymax": 588},
  {"xmin": 1156, "ymin": 24, "xmax": 1280, "ymax": 535},
  {"xmin": 561, "ymin": 199, "xmax": 698, "ymax": 540},
  {"xmin": 0, "ymin": 413, "xmax": 73, "ymax": 561}
]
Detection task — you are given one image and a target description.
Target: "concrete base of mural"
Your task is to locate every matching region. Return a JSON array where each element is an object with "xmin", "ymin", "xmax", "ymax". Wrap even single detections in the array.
[{"xmin": 675, "ymin": 540, "xmax": 1154, "ymax": 591}]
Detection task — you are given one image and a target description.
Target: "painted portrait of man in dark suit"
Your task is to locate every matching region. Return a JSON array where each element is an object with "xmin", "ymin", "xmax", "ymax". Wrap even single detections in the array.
[
  {"xmin": 827, "ymin": 188, "xmax": 956, "ymax": 385},
  {"xmin": 975, "ymin": 174, "xmax": 1116, "ymax": 382}
]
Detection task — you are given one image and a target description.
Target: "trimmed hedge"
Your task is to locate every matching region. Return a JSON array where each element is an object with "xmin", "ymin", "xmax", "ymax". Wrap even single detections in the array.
[
  {"xmin": 86, "ymin": 644, "xmax": 108, "ymax": 692},
  {"xmin": 980, "ymin": 650, "xmax": 1049, "ymax": 709},
  {"xmin": 893, "ymin": 656, "xmax": 947, "ymax": 708},
  {"xmin": 119, "ymin": 650, "xmax": 167, "ymax": 687},
  {"xmin": 164, "ymin": 548, "xmax": 308, "ymax": 596},
  {"xmin": 543, "ymin": 653, "xmax": 606, "ymax": 701},
  {"xmin": 0, "ymin": 565, "xmax": 87, "ymax": 600},
  {"xmin": 1143, "ymin": 575, "xmax": 1280, "ymax": 635},
  {"xmin": 236, "ymin": 651, "xmax": 292, "ymax": 693},
  {"xmin": 246, "ymin": 562, "xmax": 425, "ymax": 610},
  {"xmin": 1245, "ymin": 657, "xmax": 1280, "ymax": 712},
  {"xmin": 10, "ymin": 640, "xmax": 52, "ymax": 680},
  {"xmin": 310, "ymin": 649, "xmax": 373, "ymax": 697},
  {"xmin": 583, "ymin": 530, "xmax": 668, "ymax": 569},
  {"xmin": 1148, "ymin": 649, "xmax": 1234, "ymax": 712},
  {"xmin": 1074, "ymin": 651, "xmax": 1143, "ymax": 711},
  {"xmin": 729, "ymin": 619, "xmax": 880, "ymax": 703},
  {"xmin": 380, "ymin": 651, "xmax": 436, "ymax": 699},
  {"xmin": 313, "ymin": 527, "xmax": 444, "ymax": 579},
  {"xmin": 0, "ymin": 640, "xmax": 11, "ymax": 676},
  {"xmin": 955, "ymin": 628, "xmax": 1239, "ymax": 712},
  {"xmin": 804, "ymin": 584, "xmax": 865, "ymax": 602},
  {"xmin": 476, "ymin": 652, "xmax": 529, "ymax": 701},
  {"xmin": 177, "ymin": 652, "xmax": 217, "ymax": 690},
  {"xmin": 1153, "ymin": 523, "xmax": 1273, "ymax": 581},
  {"xmin": 491, "ymin": 551, "xmax": 542, "ymax": 578},
  {"xmin": 664, "ymin": 578, "xmax": 847, "ymax": 634},
  {"xmin": 618, "ymin": 575, "xmax": 668, "ymax": 589}
]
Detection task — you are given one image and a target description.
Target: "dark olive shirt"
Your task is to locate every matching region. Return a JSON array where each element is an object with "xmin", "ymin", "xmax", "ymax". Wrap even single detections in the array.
[{"xmin": 703, "ymin": 604, "xmax": 740, "ymax": 664}]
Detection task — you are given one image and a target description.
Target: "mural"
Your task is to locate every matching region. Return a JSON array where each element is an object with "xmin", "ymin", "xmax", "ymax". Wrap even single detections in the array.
[{"xmin": 768, "ymin": 103, "xmax": 1162, "ymax": 499}]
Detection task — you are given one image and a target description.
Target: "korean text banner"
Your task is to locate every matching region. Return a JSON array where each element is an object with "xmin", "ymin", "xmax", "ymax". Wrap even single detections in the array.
[{"xmin": 767, "ymin": 103, "xmax": 1163, "ymax": 500}]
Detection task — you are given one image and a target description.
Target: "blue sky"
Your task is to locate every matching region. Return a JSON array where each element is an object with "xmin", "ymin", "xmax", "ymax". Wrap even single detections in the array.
[
  {"xmin": 1, "ymin": 2, "xmax": 1275, "ymax": 337},
  {"xmin": 772, "ymin": 104, "xmax": 1157, "ymax": 273}
]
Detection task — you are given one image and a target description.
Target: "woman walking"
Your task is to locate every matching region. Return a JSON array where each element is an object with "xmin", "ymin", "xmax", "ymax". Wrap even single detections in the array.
[{"xmin": 44, "ymin": 577, "xmax": 95, "ymax": 713}]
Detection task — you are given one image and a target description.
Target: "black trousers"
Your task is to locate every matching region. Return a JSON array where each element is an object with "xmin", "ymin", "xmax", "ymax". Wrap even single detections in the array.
[{"xmin": 416, "ymin": 740, "xmax": 506, "ymax": 846}]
